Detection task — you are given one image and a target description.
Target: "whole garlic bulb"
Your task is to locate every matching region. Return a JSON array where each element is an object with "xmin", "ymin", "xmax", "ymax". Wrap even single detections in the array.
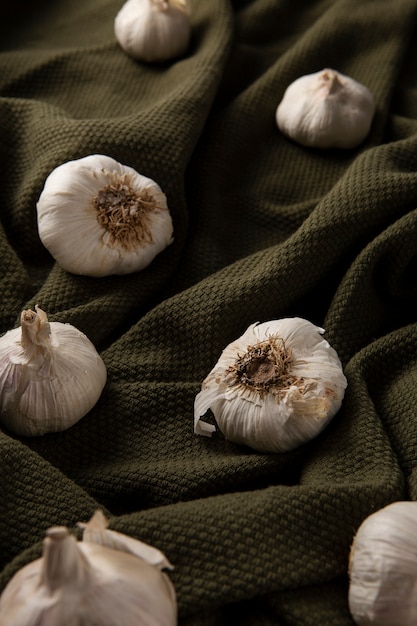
[
  {"xmin": 0, "ymin": 305, "xmax": 107, "ymax": 436},
  {"xmin": 348, "ymin": 501, "xmax": 417, "ymax": 625},
  {"xmin": 0, "ymin": 519, "xmax": 177, "ymax": 625},
  {"xmin": 115, "ymin": 0, "xmax": 191, "ymax": 63},
  {"xmin": 194, "ymin": 317, "xmax": 347, "ymax": 453},
  {"xmin": 37, "ymin": 154, "xmax": 174, "ymax": 277},
  {"xmin": 276, "ymin": 68, "xmax": 375, "ymax": 149}
]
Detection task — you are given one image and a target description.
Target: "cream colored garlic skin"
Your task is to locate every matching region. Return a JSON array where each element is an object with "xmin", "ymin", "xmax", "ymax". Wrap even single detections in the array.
[
  {"xmin": 37, "ymin": 154, "xmax": 174, "ymax": 277},
  {"xmin": 194, "ymin": 318, "xmax": 347, "ymax": 453},
  {"xmin": 115, "ymin": 0, "xmax": 191, "ymax": 63},
  {"xmin": 79, "ymin": 509, "xmax": 174, "ymax": 570},
  {"xmin": 276, "ymin": 68, "xmax": 375, "ymax": 149},
  {"xmin": 348, "ymin": 501, "xmax": 417, "ymax": 625},
  {"xmin": 0, "ymin": 306, "xmax": 107, "ymax": 436},
  {"xmin": 0, "ymin": 521, "xmax": 177, "ymax": 626}
]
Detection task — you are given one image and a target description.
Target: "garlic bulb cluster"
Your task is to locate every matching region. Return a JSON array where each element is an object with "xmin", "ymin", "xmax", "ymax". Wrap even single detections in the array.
[
  {"xmin": 115, "ymin": 0, "xmax": 191, "ymax": 63},
  {"xmin": 37, "ymin": 154, "xmax": 174, "ymax": 277},
  {"xmin": 0, "ymin": 513, "xmax": 177, "ymax": 626},
  {"xmin": 194, "ymin": 317, "xmax": 347, "ymax": 453},
  {"xmin": 0, "ymin": 305, "xmax": 107, "ymax": 436},
  {"xmin": 276, "ymin": 68, "xmax": 375, "ymax": 149},
  {"xmin": 348, "ymin": 500, "xmax": 417, "ymax": 625}
]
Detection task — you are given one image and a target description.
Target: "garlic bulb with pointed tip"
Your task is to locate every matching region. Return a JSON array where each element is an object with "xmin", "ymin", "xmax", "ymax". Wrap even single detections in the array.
[
  {"xmin": 0, "ymin": 519, "xmax": 177, "ymax": 625},
  {"xmin": 37, "ymin": 154, "xmax": 174, "ymax": 277},
  {"xmin": 0, "ymin": 305, "xmax": 107, "ymax": 436},
  {"xmin": 115, "ymin": 0, "xmax": 191, "ymax": 63},
  {"xmin": 194, "ymin": 318, "xmax": 347, "ymax": 453},
  {"xmin": 348, "ymin": 501, "xmax": 417, "ymax": 625},
  {"xmin": 276, "ymin": 68, "xmax": 375, "ymax": 149}
]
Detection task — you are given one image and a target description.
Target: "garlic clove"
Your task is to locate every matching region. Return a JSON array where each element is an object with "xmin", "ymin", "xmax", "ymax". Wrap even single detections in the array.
[
  {"xmin": 0, "ymin": 305, "xmax": 107, "ymax": 436},
  {"xmin": 36, "ymin": 154, "xmax": 174, "ymax": 277},
  {"xmin": 79, "ymin": 509, "xmax": 174, "ymax": 570},
  {"xmin": 0, "ymin": 523, "xmax": 177, "ymax": 625},
  {"xmin": 115, "ymin": 0, "xmax": 191, "ymax": 63},
  {"xmin": 194, "ymin": 317, "xmax": 347, "ymax": 453},
  {"xmin": 348, "ymin": 501, "xmax": 417, "ymax": 625},
  {"xmin": 276, "ymin": 68, "xmax": 375, "ymax": 149}
]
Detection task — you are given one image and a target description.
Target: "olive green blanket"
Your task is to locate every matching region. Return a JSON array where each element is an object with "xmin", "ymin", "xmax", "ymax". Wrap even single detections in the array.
[{"xmin": 2, "ymin": 0, "xmax": 417, "ymax": 623}]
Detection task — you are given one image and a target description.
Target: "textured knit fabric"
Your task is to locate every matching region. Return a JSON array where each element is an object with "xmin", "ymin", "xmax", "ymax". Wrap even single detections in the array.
[{"xmin": 1, "ymin": 0, "xmax": 417, "ymax": 624}]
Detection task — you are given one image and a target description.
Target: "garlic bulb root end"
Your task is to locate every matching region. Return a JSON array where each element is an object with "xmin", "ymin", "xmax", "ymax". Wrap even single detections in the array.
[
  {"xmin": 194, "ymin": 318, "xmax": 347, "ymax": 453},
  {"xmin": 37, "ymin": 154, "xmax": 174, "ymax": 277}
]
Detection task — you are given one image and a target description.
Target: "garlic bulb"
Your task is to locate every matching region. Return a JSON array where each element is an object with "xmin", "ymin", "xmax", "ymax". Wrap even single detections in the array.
[
  {"xmin": 115, "ymin": 0, "xmax": 191, "ymax": 63},
  {"xmin": 0, "ymin": 520, "xmax": 177, "ymax": 625},
  {"xmin": 276, "ymin": 68, "xmax": 375, "ymax": 149},
  {"xmin": 194, "ymin": 318, "xmax": 347, "ymax": 453},
  {"xmin": 348, "ymin": 501, "xmax": 417, "ymax": 625},
  {"xmin": 0, "ymin": 305, "xmax": 107, "ymax": 436},
  {"xmin": 37, "ymin": 154, "xmax": 174, "ymax": 277}
]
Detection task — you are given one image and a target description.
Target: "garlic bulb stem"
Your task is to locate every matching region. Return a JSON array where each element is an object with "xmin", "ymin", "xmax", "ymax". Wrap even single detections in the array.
[
  {"xmin": 40, "ymin": 527, "xmax": 88, "ymax": 593},
  {"xmin": 323, "ymin": 69, "xmax": 341, "ymax": 94},
  {"xmin": 21, "ymin": 307, "xmax": 50, "ymax": 354}
]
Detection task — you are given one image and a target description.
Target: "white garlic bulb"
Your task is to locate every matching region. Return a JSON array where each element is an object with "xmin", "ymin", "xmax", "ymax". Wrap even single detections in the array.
[
  {"xmin": 0, "ymin": 519, "xmax": 177, "ymax": 625},
  {"xmin": 194, "ymin": 317, "xmax": 347, "ymax": 453},
  {"xmin": 0, "ymin": 305, "xmax": 107, "ymax": 436},
  {"xmin": 276, "ymin": 68, "xmax": 375, "ymax": 149},
  {"xmin": 37, "ymin": 154, "xmax": 174, "ymax": 277},
  {"xmin": 348, "ymin": 501, "xmax": 417, "ymax": 625},
  {"xmin": 115, "ymin": 0, "xmax": 191, "ymax": 63}
]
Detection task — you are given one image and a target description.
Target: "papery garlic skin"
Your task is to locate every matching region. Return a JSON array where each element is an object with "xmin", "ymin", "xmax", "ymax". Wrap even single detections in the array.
[
  {"xmin": 80, "ymin": 509, "xmax": 174, "ymax": 570},
  {"xmin": 0, "ymin": 306, "xmax": 107, "ymax": 436},
  {"xmin": 194, "ymin": 318, "xmax": 347, "ymax": 453},
  {"xmin": 115, "ymin": 0, "xmax": 191, "ymax": 63},
  {"xmin": 348, "ymin": 501, "xmax": 417, "ymax": 625},
  {"xmin": 0, "ymin": 524, "xmax": 177, "ymax": 626},
  {"xmin": 37, "ymin": 154, "xmax": 174, "ymax": 277},
  {"xmin": 276, "ymin": 68, "xmax": 375, "ymax": 149}
]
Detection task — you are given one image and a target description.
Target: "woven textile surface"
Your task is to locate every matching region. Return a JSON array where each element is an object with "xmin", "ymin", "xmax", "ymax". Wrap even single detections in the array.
[{"xmin": 1, "ymin": 0, "xmax": 417, "ymax": 623}]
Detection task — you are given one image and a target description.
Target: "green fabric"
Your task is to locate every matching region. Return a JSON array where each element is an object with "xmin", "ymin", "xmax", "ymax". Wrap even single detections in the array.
[{"xmin": 1, "ymin": 0, "xmax": 417, "ymax": 623}]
